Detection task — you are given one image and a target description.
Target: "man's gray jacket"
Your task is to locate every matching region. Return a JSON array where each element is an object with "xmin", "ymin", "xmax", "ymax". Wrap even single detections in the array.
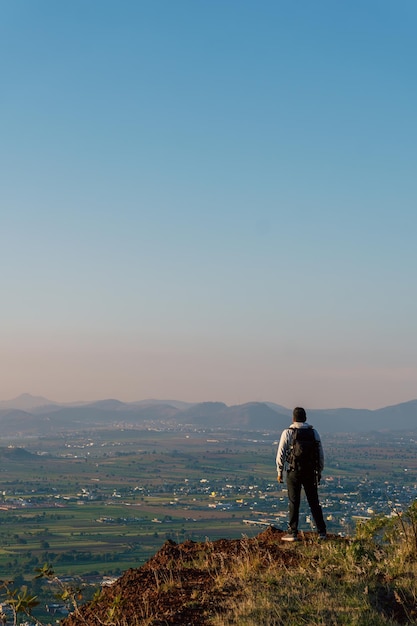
[{"xmin": 276, "ymin": 421, "xmax": 324, "ymax": 475}]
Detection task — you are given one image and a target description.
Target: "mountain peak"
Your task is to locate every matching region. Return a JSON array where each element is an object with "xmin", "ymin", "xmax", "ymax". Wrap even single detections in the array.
[{"xmin": 0, "ymin": 393, "xmax": 55, "ymax": 411}]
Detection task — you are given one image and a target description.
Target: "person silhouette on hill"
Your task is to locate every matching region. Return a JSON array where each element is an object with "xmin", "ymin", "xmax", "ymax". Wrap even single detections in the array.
[{"xmin": 276, "ymin": 406, "xmax": 326, "ymax": 541}]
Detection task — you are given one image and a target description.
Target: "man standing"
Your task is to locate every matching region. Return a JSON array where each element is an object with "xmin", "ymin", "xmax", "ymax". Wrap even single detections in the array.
[{"xmin": 276, "ymin": 407, "xmax": 326, "ymax": 541}]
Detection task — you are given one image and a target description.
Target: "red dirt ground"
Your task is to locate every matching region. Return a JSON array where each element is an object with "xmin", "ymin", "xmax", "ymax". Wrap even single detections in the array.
[{"xmin": 61, "ymin": 527, "xmax": 323, "ymax": 625}]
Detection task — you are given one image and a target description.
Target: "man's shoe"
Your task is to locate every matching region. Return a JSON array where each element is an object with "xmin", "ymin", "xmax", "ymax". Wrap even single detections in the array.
[
  {"xmin": 281, "ymin": 533, "xmax": 298, "ymax": 542},
  {"xmin": 318, "ymin": 533, "xmax": 327, "ymax": 540}
]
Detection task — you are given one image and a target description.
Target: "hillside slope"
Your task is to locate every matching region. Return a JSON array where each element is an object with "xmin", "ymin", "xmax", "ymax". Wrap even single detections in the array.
[{"xmin": 62, "ymin": 521, "xmax": 417, "ymax": 626}]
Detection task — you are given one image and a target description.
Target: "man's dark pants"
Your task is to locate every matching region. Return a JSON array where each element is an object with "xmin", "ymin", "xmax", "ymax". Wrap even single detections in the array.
[{"xmin": 286, "ymin": 469, "xmax": 326, "ymax": 535}]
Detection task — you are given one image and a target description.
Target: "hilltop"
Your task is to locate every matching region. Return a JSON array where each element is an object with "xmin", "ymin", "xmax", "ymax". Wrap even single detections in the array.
[{"xmin": 61, "ymin": 515, "xmax": 417, "ymax": 626}]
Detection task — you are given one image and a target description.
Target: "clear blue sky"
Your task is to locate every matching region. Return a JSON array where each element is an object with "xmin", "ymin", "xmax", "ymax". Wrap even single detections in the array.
[{"xmin": 1, "ymin": 1, "xmax": 416, "ymax": 408}]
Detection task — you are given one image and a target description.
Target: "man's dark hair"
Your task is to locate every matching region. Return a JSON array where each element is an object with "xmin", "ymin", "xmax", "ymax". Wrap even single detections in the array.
[{"xmin": 293, "ymin": 407, "xmax": 306, "ymax": 422}]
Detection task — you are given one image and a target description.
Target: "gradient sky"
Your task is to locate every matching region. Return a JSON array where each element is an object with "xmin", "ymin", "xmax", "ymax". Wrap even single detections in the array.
[{"xmin": 1, "ymin": 1, "xmax": 416, "ymax": 409}]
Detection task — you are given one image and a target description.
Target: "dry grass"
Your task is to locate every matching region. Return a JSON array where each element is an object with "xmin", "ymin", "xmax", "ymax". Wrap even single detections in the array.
[{"xmin": 207, "ymin": 506, "xmax": 417, "ymax": 626}]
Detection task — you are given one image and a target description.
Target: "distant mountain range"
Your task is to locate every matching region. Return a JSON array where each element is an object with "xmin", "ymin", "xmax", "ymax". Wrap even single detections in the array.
[{"xmin": 0, "ymin": 394, "xmax": 416, "ymax": 435}]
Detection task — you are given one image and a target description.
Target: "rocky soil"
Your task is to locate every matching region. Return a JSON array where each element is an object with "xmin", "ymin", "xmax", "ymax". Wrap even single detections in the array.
[{"xmin": 62, "ymin": 526, "xmax": 307, "ymax": 625}]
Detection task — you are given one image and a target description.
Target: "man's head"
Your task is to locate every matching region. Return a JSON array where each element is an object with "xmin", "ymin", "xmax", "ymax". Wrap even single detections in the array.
[{"xmin": 292, "ymin": 407, "xmax": 306, "ymax": 422}]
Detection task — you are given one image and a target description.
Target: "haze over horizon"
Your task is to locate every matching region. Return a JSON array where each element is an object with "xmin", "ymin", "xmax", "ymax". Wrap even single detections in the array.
[
  {"xmin": 2, "ymin": 2, "xmax": 416, "ymax": 411},
  {"xmin": 1, "ymin": 391, "xmax": 417, "ymax": 413}
]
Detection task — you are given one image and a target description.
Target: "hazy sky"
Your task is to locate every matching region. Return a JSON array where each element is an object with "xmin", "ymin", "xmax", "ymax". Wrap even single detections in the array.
[{"xmin": 1, "ymin": 1, "xmax": 416, "ymax": 409}]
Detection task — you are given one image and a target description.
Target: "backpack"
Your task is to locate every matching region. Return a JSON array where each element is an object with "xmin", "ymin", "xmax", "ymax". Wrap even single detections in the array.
[{"xmin": 287, "ymin": 426, "xmax": 319, "ymax": 472}]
